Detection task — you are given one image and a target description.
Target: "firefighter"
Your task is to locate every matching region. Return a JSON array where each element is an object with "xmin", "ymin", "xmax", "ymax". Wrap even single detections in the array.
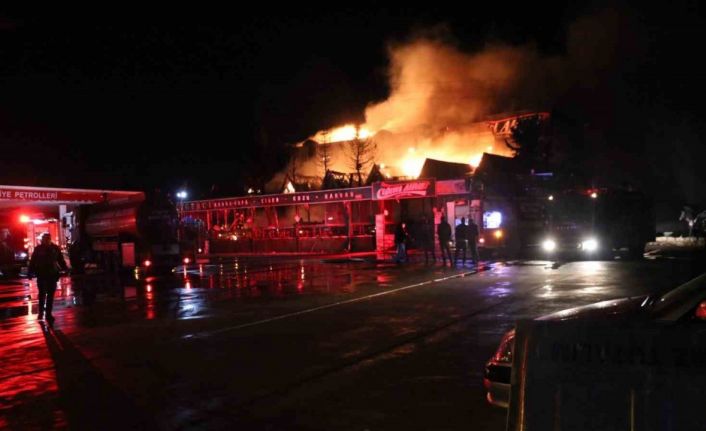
[{"xmin": 29, "ymin": 233, "xmax": 68, "ymax": 324}]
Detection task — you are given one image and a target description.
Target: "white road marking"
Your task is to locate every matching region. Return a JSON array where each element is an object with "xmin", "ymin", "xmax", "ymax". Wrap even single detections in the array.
[{"xmin": 183, "ymin": 268, "xmax": 481, "ymax": 339}]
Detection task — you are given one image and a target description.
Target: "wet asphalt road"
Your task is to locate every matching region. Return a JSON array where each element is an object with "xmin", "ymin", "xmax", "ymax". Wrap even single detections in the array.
[{"xmin": 0, "ymin": 253, "xmax": 703, "ymax": 430}]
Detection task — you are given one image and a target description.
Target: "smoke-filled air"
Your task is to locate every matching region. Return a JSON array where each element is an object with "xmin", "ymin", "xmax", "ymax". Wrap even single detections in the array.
[
  {"xmin": 289, "ymin": 9, "xmax": 626, "ymax": 183},
  {"xmin": 301, "ymin": 39, "xmax": 552, "ymax": 180}
]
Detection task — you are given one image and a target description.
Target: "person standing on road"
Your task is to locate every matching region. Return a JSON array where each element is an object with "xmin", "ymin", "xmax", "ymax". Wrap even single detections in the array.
[
  {"xmin": 437, "ymin": 216, "xmax": 453, "ymax": 266},
  {"xmin": 29, "ymin": 233, "xmax": 68, "ymax": 324},
  {"xmin": 454, "ymin": 217, "xmax": 469, "ymax": 266},
  {"xmin": 394, "ymin": 222, "xmax": 409, "ymax": 264},
  {"xmin": 468, "ymin": 217, "xmax": 480, "ymax": 265},
  {"xmin": 420, "ymin": 216, "xmax": 436, "ymax": 265}
]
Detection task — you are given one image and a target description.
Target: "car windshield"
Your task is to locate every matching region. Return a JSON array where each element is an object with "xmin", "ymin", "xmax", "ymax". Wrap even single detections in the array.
[{"xmin": 650, "ymin": 273, "xmax": 706, "ymax": 320}]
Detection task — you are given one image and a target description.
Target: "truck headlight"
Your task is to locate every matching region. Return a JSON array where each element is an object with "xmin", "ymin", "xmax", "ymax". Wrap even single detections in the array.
[
  {"xmin": 542, "ymin": 239, "xmax": 556, "ymax": 252},
  {"xmin": 581, "ymin": 238, "xmax": 598, "ymax": 252}
]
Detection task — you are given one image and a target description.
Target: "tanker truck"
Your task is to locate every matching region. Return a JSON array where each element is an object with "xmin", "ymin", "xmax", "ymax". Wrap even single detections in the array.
[{"xmin": 69, "ymin": 192, "xmax": 185, "ymax": 274}]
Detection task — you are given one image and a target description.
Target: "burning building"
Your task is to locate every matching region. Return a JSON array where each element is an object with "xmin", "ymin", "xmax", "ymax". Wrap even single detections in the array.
[
  {"xmin": 181, "ymin": 37, "xmax": 558, "ymax": 256},
  {"xmin": 271, "ymin": 110, "xmax": 548, "ymax": 192}
]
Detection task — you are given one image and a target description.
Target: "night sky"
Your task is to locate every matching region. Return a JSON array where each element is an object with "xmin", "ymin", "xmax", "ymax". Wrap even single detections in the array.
[{"xmin": 0, "ymin": 4, "xmax": 704, "ymax": 215}]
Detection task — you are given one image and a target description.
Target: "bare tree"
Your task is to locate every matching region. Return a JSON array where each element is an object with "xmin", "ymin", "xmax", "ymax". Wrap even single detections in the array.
[
  {"xmin": 285, "ymin": 144, "xmax": 303, "ymax": 188},
  {"xmin": 317, "ymin": 131, "xmax": 333, "ymax": 178},
  {"xmin": 346, "ymin": 129, "xmax": 376, "ymax": 186}
]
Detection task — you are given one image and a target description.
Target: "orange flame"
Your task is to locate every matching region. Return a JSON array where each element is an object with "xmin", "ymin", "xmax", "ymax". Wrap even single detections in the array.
[
  {"xmin": 301, "ymin": 39, "xmax": 536, "ymax": 179},
  {"xmin": 312, "ymin": 124, "xmax": 372, "ymax": 144}
]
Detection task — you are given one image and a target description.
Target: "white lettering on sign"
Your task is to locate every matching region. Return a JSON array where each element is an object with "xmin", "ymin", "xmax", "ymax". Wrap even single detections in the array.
[
  {"xmin": 376, "ymin": 181, "xmax": 430, "ymax": 200},
  {"xmin": 0, "ymin": 190, "xmax": 59, "ymax": 200}
]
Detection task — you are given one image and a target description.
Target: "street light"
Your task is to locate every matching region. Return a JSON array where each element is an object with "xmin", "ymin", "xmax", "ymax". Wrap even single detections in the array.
[{"xmin": 176, "ymin": 190, "xmax": 188, "ymax": 200}]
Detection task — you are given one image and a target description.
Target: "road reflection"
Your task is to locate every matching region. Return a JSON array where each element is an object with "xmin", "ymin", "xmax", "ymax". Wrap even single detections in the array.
[{"xmin": 0, "ymin": 258, "xmax": 386, "ymax": 323}]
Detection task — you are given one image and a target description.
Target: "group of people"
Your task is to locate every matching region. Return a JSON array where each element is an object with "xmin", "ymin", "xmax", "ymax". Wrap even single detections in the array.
[{"xmin": 393, "ymin": 216, "xmax": 480, "ymax": 267}]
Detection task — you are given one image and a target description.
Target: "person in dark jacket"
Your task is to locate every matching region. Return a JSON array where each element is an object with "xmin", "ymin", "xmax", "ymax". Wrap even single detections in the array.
[
  {"xmin": 29, "ymin": 234, "xmax": 68, "ymax": 323},
  {"xmin": 393, "ymin": 222, "xmax": 409, "ymax": 263},
  {"xmin": 454, "ymin": 217, "xmax": 469, "ymax": 266},
  {"xmin": 420, "ymin": 216, "xmax": 436, "ymax": 265},
  {"xmin": 437, "ymin": 217, "xmax": 453, "ymax": 266}
]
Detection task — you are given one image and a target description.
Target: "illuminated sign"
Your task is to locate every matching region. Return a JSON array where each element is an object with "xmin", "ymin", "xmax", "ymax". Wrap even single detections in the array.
[
  {"xmin": 0, "ymin": 186, "xmax": 142, "ymax": 204},
  {"xmin": 183, "ymin": 187, "xmax": 373, "ymax": 211},
  {"xmin": 436, "ymin": 179, "xmax": 467, "ymax": 196},
  {"xmin": 0, "ymin": 189, "xmax": 58, "ymax": 200},
  {"xmin": 483, "ymin": 211, "xmax": 503, "ymax": 229},
  {"xmin": 373, "ymin": 180, "xmax": 435, "ymax": 200}
]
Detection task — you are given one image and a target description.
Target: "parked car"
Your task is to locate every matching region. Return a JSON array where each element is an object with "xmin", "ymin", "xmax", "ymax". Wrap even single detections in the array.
[
  {"xmin": 483, "ymin": 272, "xmax": 706, "ymax": 407},
  {"xmin": 0, "ymin": 250, "xmax": 28, "ymax": 278}
]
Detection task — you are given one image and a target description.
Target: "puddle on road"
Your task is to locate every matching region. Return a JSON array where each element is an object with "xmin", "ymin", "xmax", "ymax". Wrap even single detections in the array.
[{"xmin": 0, "ymin": 258, "xmax": 418, "ymax": 322}]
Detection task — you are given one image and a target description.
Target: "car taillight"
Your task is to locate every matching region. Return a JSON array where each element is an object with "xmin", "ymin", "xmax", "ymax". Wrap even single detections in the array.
[
  {"xmin": 493, "ymin": 330, "xmax": 515, "ymax": 364},
  {"xmin": 696, "ymin": 301, "xmax": 706, "ymax": 320}
]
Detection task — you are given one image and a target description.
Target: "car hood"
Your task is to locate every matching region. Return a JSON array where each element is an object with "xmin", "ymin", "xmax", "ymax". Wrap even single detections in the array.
[{"xmin": 536, "ymin": 296, "xmax": 649, "ymax": 321}]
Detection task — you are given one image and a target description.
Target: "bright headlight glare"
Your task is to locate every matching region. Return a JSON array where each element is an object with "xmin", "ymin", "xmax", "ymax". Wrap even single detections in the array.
[
  {"xmin": 542, "ymin": 239, "xmax": 556, "ymax": 252},
  {"xmin": 581, "ymin": 238, "xmax": 598, "ymax": 252}
]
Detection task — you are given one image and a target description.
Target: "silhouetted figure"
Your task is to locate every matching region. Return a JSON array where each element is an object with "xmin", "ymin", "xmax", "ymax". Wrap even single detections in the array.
[
  {"xmin": 437, "ymin": 217, "xmax": 453, "ymax": 266},
  {"xmin": 68, "ymin": 240, "xmax": 86, "ymax": 274},
  {"xmin": 29, "ymin": 234, "xmax": 67, "ymax": 324},
  {"xmin": 454, "ymin": 217, "xmax": 469, "ymax": 266},
  {"xmin": 0, "ymin": 229, "xmax": 13, "ymax": 274},
  {"xmin": 394, "ymin": 222, "xmax": 409, "ymax": 264},
  {"xmin": 680, "ymin": 206, "xmax": 695, "ymax": 236},
  {"xmin": 420, "ymin": 216, "xmax": 436, "ymax": 264},
  {"xmin": 468, "ymin": 218, "xmax": 480, "ymax": 264}
]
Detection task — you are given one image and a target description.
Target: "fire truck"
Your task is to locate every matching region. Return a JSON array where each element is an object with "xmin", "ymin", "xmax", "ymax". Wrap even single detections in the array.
[
  {"xmin": 68, "ymin": 192, "xmax": 185, "ymax": 273},
  {"xmin": 539, "ymin": 188, "xmax": 655, "ymax": 259}
]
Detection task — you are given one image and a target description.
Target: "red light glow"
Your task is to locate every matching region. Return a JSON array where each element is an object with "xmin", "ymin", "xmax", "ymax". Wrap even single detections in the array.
[
  {"xmin": 143, "ymin": 260, "xmax": 152, "ymax": 267},
  {"xmin": 19, "ymin": 215, "xmax": 31, "ymax": 223},
  {"xmin": 183, "ymin": 257, "xmax": 190, "ymax": 264},
  {"xmin": 696, "ymin": 301, "xmax": 706, "ymax": 320}
]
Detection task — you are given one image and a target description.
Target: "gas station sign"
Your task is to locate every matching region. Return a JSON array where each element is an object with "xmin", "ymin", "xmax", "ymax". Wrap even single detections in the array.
[{"xmin": 0, "ymin": 186, "xmax": 142, "ymax": 204}]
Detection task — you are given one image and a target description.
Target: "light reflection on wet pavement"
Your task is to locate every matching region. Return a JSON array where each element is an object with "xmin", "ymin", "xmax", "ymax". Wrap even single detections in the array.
[
  {"xmin": 1, "ymin": 257, "xmax": 411, "ymax": 325},
  {"xmin": 0, "ymin": 256, "xmax": 702, "ymax": 430},
  {"xmin": 0, "ymin": 256, "xmax": 465, "ymax": 428}
]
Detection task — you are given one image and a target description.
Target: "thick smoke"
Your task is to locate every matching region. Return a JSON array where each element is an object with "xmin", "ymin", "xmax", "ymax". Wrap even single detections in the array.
[{"xmin": 281, "ymin": 8, "xmax": 635, "ymax": 187}]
